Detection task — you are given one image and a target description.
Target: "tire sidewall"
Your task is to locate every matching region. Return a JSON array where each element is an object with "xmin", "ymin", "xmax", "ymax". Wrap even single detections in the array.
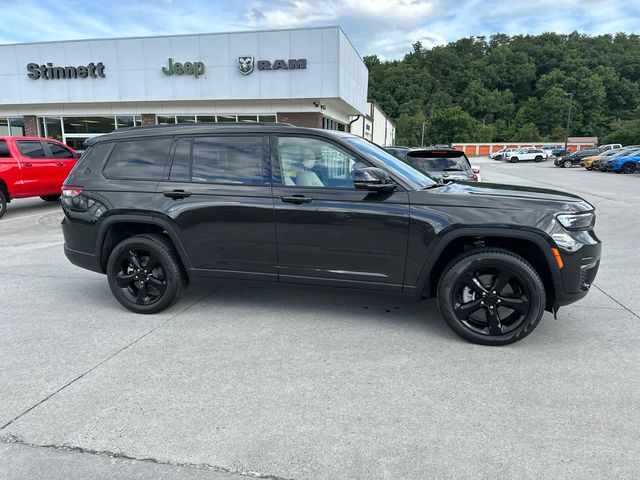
[
  {"xmin": 437, "ymin": 251, "xmax": 546, "ymax": 346},
  {"xmin": 106, "ymin": 236, "xmax": 181, "ymax": 314},
  {"xmin": 0, "ymin": 190, "xmax": 6, "ymax": 219}
]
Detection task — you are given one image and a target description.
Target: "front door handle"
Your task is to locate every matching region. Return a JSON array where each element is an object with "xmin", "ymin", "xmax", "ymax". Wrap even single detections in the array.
[
  {"xmin": 23, "ymin": 163, "xmax": 33, "ymax": 167},
  {"xmin": 280, "ymin": 195, "xmax": 313, "ymax": 205},
  {"xmin": 55, "ymin": 162, "xmax": 64, "ymax": 166},
  {"xmin": 163, "ymin": 190, "xmax": 192, "ymax": 200}
]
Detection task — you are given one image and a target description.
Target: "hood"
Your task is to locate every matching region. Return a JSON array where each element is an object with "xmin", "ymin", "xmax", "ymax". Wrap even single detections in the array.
[{"xmin": 412, "ymin": 181, "xmax": 593, "ymax": 212}]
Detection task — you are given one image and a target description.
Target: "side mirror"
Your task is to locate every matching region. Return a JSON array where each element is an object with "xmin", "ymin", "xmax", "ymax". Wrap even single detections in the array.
[
  {"xmin": 353, "ymin": 167, "xmax": 396, "ymax": 192},
  {"xmin": 75, "ymin": 152, "xmax": 82, "ymax": 159}
]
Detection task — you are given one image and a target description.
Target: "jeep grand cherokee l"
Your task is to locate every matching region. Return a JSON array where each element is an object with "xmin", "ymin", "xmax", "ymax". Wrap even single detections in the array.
[{"xmin": 61, "ymin": 124, "xmax": 601, "ymax": 345}]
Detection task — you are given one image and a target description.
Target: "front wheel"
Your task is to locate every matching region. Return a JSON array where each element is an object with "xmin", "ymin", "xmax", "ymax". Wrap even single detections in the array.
[
  {"xmin": 622, "ymin": 163, "xmax": 636, "ymax": 174},
  {"xmin": 510, "ymin": 157, "xmax": 518, "ymax": 163},
  {"xmin": 437, "ymin": 249, "xmax": 546, "ymax": 345},
  {"xmin": 0, "ymin": 189, "xmax": 7, "ymax": 219},
  {"xmin": 563, "ymin": 160, "xmax": 573, "ymax": 168},
  {"xmin": 40, "ymin": 194, "xmax": 61, "ymax": 201},
  {"xmin": 106, "ymin": 234, "xmax": 185, "ymax": 314},
  {"xmin": 534, "ymin": 156, "xmax": 543, "ymax": 162}
]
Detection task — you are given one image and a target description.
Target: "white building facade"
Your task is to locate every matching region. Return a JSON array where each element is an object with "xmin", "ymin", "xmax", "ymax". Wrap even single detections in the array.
[
  {"xmin": 350, "ymin": 101, "xmax": 396, "ymax": 147},
  {"xmin": 0, "ymin": 27, "xmax": 379, "ymax": 150}
]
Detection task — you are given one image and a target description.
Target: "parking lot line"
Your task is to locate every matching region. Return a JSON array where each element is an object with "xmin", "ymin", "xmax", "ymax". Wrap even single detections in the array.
[{"xmin": 0, "ymin": 212, "xmax": 57, "ymax": 223}]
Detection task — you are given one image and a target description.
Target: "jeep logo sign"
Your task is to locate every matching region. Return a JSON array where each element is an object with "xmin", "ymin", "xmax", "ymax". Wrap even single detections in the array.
[
  {"xmin": 162, "ymin": 58, "xmax": 206, "ymax": 78},
  {"xmin": 236, "ymin": 57, "xmax": 307, "ymax": 75}
]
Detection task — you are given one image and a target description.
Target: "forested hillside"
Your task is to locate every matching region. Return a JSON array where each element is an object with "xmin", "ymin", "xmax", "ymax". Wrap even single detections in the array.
[{"xmin": 365, "ymin": 33, "xmax": 640, "ymax": 146}]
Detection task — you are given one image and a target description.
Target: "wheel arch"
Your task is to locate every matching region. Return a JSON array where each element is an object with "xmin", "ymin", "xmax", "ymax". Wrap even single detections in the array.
[
  {"xmin": 96, "ymin": 215, "xmax": 192, "ymax": 276},
  {"xmin": 416, "ymin": 228, "xmax": 561, "ymax": 311},
  {"xmin": 0, "ymin": 177, "xmax": 9, "ymax": 202}
]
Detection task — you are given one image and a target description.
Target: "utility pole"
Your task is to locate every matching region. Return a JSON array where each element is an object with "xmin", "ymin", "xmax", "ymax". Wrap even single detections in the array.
[
  {"xmin": 563, "ymin": 92, "xmax": 573, "ymax": 155},
  {"xmin": 421, "ymin": 121, "xmax": 427, "ymax": 147}
]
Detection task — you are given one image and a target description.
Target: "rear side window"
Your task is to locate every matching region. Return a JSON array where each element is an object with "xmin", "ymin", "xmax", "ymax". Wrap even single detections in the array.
[
  {"xmin": 0, "ymin": 140, "xmax": 10, "ymax": 157},
  {"xmin": 104, "ymin": 138, "xmax": 172, "ymax": 180},
  {"xmin": 16, "ymin": 141, "xmax": 46, "ymax": 159},
  {"xmin": 191, "ymin": 136, "xmax": 265, "ymax": 185},
  {"xmin": 69, "ymin": 142, "xmax": 114, "ymax": 177},
  {"xmin": 410, "ymin": 157, "xmax": 469, "ymax": 171},
  {"xmin": 46, "ymin": 141, "xmax": 75, "ymax": 159}
]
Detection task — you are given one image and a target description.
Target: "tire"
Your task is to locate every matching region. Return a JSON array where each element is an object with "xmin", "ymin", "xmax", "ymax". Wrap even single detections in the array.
[
  {"xmin": 534, "ymin": 156, "xmax": 543, "ymax": 163},
  {"xmin": 437, "ymin": 248, "xmax": 546, "ymax": 346},
  {"xmin": 40, "ymin": 194, "xmax": 61, "ymax": 201},
  {"xmin": 586, "ymin": 167, "xmax": 592, "ymax": 171},
  {"xmin": 0, "ymin": 189, "xmax": 7, "ymax": 219},
  {"xmin": 622, "ymin": 163, "xmax": 636, "ymax": 174},
  {"xmin": 106, "ymin": 234, "xmax": 186, "ymax": 314},
  {"xmin": 495, "ymin": 155, "xmax": 503, "ymax": 161},
  {"xmin": 510, "ymin": 157, "xmax": 518, "ymax": 163},
  {"xmin": 563, "ymin": 160, "xmax": 572, "ymax": 168}
]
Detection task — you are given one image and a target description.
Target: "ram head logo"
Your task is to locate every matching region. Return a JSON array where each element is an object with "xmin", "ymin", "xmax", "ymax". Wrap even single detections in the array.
[{"xmin": 237, "ymin": 56, "xmax": 254, "ymax": 75}]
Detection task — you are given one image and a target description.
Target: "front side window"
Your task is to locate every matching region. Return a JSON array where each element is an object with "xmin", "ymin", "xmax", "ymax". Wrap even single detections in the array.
[
  {"xmin": 191, "ymin": 136, "xmax": 265, "ymax": 185},
  {"xmin": 277, "ymin": 136, "xmax": 366, "ymax": 188},
  {"xmin": 16, "ymin": 141, "xmax": 46, "ymax": 159},
  {"xmin": 46, "ymin": 142, "xmax": 75, "ymax": 159},
  {"xmin": 103, "ymin": 138, "xmax": 172, "ymax": 180}
]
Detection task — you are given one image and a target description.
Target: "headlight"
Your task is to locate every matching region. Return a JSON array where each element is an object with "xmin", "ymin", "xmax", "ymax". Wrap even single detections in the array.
[{"xmin": 557, "ymin": 212, "xmax": 595, "ymax": 230}]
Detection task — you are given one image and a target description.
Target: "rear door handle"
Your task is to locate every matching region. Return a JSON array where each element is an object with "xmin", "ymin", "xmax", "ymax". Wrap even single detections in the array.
[
  {"xmin": 280, "ymin": 195, "xmax": 313, "ymax": 205},
  {"xmin": 163, "ymin": 190, "xmax": 192, "ymax": 200},
  {"xmin": 55, "ymin": 162, "xmax": 64, "ymax": 166}
]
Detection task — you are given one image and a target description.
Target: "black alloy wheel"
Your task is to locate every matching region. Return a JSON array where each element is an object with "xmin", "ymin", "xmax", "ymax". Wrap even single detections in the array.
[
  {"xmin": 40, "ymin": 194, "xmax": 61, "ymax": 201},
  {"xmin": 622, "ymin": 163, "xmax": 636, "ymax": 174},
  {"xmin": 0, "ymin": 189, "xmax": 7, "ymax": 219},
  {"xmin": 563, "ymin": 159, "xmax": 573, "ymax": 168},
  {"xmin": 107, "ymin": 234, "xmax": 185, "ymax": 313},
  {"xmin": 437, "ymin": 249, "xmax": 545, "ymax": 345}
]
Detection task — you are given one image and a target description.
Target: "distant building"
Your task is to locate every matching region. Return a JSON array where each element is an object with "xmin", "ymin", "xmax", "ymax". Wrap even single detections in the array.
[{"xmin": 350, "ymin": 101, "xmax": 396, "ymax": 147}]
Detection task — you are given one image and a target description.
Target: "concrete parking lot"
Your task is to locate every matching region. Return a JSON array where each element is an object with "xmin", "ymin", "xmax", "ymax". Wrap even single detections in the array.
[{"xmin": 1, "ymin": 159, "xmax": 639, "ymax": 480}]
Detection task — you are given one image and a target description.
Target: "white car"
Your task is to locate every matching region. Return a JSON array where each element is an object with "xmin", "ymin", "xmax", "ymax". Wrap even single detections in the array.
[
  {"xmin": 490, "ymin": 148, "xmax": 518, "ymax": 161},
  {"xmin": 540, "ymin": 144, "xmax": 559, "ymax": 158},
  {"xmin": 505, "ymin": 147, "xmax": 546, "ymax": 163},
  {"xmin": 599, "ymin": 143, "xmax": 622, "ymax": 152}
]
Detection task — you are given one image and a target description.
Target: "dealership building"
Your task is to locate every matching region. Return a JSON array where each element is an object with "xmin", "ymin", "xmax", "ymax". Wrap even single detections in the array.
[{"xmin": 0, "ymin": 26, "xmax": 395, "ymax": 150}]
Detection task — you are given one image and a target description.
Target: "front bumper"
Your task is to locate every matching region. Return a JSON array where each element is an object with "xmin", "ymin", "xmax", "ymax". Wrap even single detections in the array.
[{"xmin": 553, "ymin": 233, "xmax": 601, "ymax": 307}]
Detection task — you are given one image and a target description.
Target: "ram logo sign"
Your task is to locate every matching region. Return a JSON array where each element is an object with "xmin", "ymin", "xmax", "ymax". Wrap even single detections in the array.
[{"xmin": 236, "ymin": 57, "xmax": 307, "ymax": 75}]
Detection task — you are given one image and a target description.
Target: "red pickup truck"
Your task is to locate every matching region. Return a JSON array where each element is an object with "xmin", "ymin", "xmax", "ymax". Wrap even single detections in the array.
[{"xmin": 0, "ymin": 136, "xmax": 78, "ymax": 218}]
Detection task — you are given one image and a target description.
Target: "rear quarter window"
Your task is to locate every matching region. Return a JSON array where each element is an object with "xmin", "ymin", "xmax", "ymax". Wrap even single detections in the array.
[
  {"xmin": 69, "ymin": 142, "xmax": 114, "ymax": 178},
  {"xmin": 16, "ymin": 141, "xmax": 46, "ymax": 158},
  {"xmin": 103, "ymin": 138, "xmax": 172, "ymax": 180}
]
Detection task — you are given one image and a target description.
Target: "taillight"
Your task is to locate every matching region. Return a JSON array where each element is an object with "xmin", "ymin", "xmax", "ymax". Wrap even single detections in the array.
[
  {"xmin": 62, "ymin": 186, "xmax": 83, "ymax": 197},
  {"xmin": 472, "ymin": 168, "xmax": 480, "ymax": 174}
]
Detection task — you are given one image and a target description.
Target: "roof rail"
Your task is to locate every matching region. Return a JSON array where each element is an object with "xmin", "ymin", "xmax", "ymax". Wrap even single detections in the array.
[{"xmin": 115, "ymin": 122, "xmax": 294, "ymax": 132}]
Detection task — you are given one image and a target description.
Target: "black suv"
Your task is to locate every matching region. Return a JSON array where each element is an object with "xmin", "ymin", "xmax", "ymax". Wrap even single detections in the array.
[
  {"xmin": 61, "ymin": 124, "xmax": 601, "ymax": 345},
  {"xmin": 554, "ymin": 148, "xmax": 600, "ymax": 168}
]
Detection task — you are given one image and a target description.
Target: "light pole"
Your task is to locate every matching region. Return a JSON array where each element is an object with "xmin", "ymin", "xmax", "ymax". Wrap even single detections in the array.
[
  {"xmin": 421, "ymin": 121, "xmax": 427, "ymax": 147},
  {"xmin": 563, "ymin": 92, "xmax": 573, "ymax": 155}
]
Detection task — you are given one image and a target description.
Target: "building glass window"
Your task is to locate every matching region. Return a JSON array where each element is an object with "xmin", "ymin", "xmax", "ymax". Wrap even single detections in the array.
[
  {"xmin": 63, "ymin": 116, "xmax": 115, "ymax": 134},
  {"xmin": 116, "ymin": 115, "xmax": 136, "ymax": 129},
  {"xmin": 157, "ymin": 115, "xmax": 176, "ymax": 125},
  {"xmin": 216, "ymin": 115, "xmax": 237, "ymax": 122},
  {"xmin": 0, "ymin": 118, "xmax": 9, "ymax": 136},
  {"xmin": 196, "ymin": 116, "xmax": 215, "ymax": 123},
  {"xmin": 238, "ymin": 115, "xmax": 258, "ymax": 123},
  {"xmin": 176, "ymin": 115, "xmax": 196, "ymax": 124},
  {"xmin": 44, "ymin": 117, "xmax": 63, "ymax": 140},
  {"xmin": 9, "ymin": 117, "xmax": 25, "ymax": 136},
  {"xmin": 259, "ymin": 115, "xmax": 277, "ymax": 123}
]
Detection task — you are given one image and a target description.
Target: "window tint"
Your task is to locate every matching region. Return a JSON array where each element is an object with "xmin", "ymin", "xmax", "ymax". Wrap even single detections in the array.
[
  {"xmin": 0, "ymin": 140, "xmax": 10, "ymax": 157},
  {"xmin": 170, "ymin": 138, "xmax": 192, "ymax": 182},
  {"xmin": 70, "ymin": 142, "xmax": 114, "ymax": 177},
  {"xmin": 16, "ymin": 141, "xmax": 46, "ymax": 159},
  {"xmin": 191, "ymin": 136, "xmax": 265, "ymax": 185},
  {"xmin": 103, "ymin": 138, "xmax": 172, "ymax": 180},
  {"xmin": 277, "ymin": 136, "xmax": 366, "ymax": 188},
  {"xmin": 406, "ymin": 157, "xmax": 470, "ymax": 172},
  {"xmin": 47, "ymin": 142, "xmax": 75, "ymax": 159}
]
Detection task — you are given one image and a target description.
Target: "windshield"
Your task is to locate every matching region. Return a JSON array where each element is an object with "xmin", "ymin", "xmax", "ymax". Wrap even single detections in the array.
[{"xmin": 346, "ymin": 137, "xmax": 436, "ymax": 189}]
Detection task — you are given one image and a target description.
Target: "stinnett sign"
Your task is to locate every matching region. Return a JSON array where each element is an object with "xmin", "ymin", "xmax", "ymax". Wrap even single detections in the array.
[{"xmin": 26, "ymin": 62, "xmax": 106, "ymax": 80}]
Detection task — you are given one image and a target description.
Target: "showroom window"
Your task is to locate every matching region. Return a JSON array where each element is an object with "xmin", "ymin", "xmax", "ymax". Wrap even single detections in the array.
[
  {"xmin": 157, "ymin": 114, "xmax": 277, "ymax": 124},
  {"xmin": 323, "ymin": 117, "xmax": 346, "ymax": 132},
  {"xmin": 0, "ymin": 117, "xmax": 25, "ymax": 136},
  {"xmin": 37, "ymin": 115, "xmax": 141, "ymax": 145}
]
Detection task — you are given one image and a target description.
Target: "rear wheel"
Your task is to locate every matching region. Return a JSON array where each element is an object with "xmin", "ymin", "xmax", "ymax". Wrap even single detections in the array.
[
  {"xmin": 534, "ymin": 156, "xmax": 543, "ymax": 162},
  {"xmin": 40, "ymin": 194, "xmax": 61, "ymax": 201},
  {"xmin": 563, "ymin": 160, "xmax": 573, "ymax": 168},
  {"xmin": 437, "ymin": 249, "xmax": 546, "ymax": 345},
  {"xmin": 510, "ymin": 157, "xmax": 518, "ymax": 163},
  {"xmin": 0, "ymin": 189, "xmax": 7, "ymax": 219},
  {"xmin": 622, "ymin": 163, "xmax": 636, "ymax": 174},
  {"xmin": 106, "ymin": 234, "xmax": 186, "ymax": 314}
]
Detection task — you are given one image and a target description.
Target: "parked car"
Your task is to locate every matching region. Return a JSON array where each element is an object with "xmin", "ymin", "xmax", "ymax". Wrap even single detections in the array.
[
  {"xmin": 61, "ymin": 123, "xmax": 601, "ymax": 346},
  {"xmin": 0, "ymin": 136, "xmax": 78, "ymax": 218},
  {"xmin": 551, "ymin": 147, "xmax": 570, "ymax": 158},
  {"xmin": 591, "ymin": 146, "xmax": 640, "ymax": 171},
  {"xmin": 603, "ymin": 149, "xmax": 640, "ymax": 173},
  {"xmin": 540, "ymin": 145, "xmax": 560, "ymax": 158},
  {"xmin": 554, "ymin": 148, "xmax": 600, "ymax": 168},
  {"xmin": 491, "ymin": 148, "xmax": 518, "ymax": 161},
  {"xmin": 402, "ymin": 147, "xmax": 479, "ymax": 182},
  {"xmin": 505, "ymin": 147, "xmax": 546, "ymax": 163},
  {"xmin": 581, "ymin": 149, "xmax": 621, "ymax": 170},
  {"xmin": 598, "ymin": 143, "xmax": 622, "ymax": 152}
]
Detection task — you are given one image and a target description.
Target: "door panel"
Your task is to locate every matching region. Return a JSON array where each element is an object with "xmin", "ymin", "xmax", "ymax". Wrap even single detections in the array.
[
  {"xmin": 155, "ymin": 135, "xmax": 277, "ymax": 279},
  {"xmin": 271, "ymin": 135, "xmax": 410, "ymax": 290},
  {"xmin": 14, "ymin": 140, "xmax": 57, "ymax": 196},
  {"xmin": 44, "ymin": 141, "xmax": 77, "ymax": 189}
]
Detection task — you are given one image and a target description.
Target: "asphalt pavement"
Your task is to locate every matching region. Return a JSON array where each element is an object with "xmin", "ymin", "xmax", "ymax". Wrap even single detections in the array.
[{"xmin": 1, "ymin": 161, "xmax": 639, "ymax": 480}]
